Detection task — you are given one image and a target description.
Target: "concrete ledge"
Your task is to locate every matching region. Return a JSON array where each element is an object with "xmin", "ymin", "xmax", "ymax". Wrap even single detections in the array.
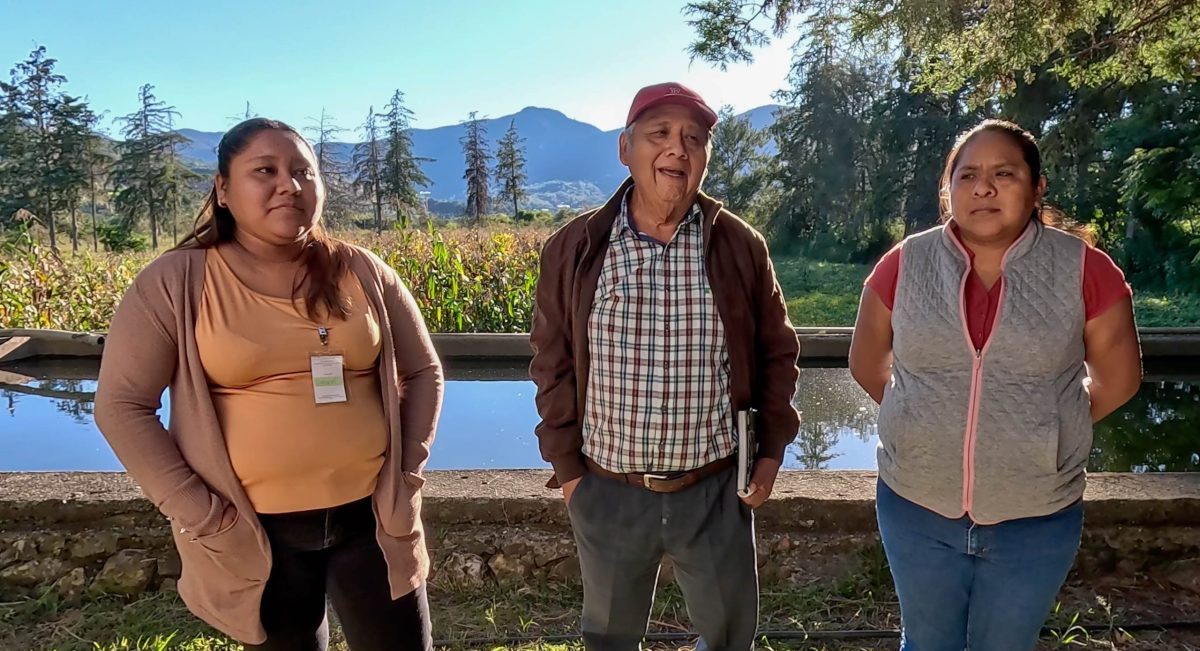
[
  {"xmin": 4, "ymin": 327, "xmax": 1200, "ymax": 364},
  {"xmin": 3, "ymin": 471, "xmax": 1197, "ymax": 530},
  {"xmin": 1, "ymin": 471, "xmax": 1197, "ymax": 600},
  {"xmin": 0, "ymin": 330, "xmax": 106, "ymax": 363}
]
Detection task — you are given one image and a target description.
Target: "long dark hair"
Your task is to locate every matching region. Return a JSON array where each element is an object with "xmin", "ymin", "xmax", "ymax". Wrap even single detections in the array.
[
  {"xmin": 173, "ymin": 118, "xmax": 352, "ymax": 319},
  {"xmin": 938, "ymin": 119, "xmax": 1095, "ymax": 245}
]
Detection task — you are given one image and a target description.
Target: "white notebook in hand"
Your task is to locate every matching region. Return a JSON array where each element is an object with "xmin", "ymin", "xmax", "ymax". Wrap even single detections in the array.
[{"xmin": 736, "ymin": 408, "xmax": 759, "ymax": 498}]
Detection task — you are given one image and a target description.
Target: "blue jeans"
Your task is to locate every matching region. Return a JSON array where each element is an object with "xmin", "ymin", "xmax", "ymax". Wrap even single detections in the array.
[{"xmin": 876, "ymin": 479, "xmax": 1083, "ymax": 651}]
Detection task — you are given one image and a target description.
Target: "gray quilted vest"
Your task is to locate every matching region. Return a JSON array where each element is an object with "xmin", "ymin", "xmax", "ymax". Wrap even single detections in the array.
[{"xmin": 877, "ymin": 219, "xmax": 1091, "ymax": 523}]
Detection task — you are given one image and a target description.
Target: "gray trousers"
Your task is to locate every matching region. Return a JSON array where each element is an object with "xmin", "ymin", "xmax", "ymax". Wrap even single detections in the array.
[{"xmin": 567, "ymin": 466, "xmax": 759, "ymax": 651}]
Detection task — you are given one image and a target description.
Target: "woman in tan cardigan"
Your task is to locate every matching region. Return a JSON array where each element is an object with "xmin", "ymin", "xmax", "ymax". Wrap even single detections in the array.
[{"xmin": 95, "ymin": 118, "xmax": 443, "ymax": 650}]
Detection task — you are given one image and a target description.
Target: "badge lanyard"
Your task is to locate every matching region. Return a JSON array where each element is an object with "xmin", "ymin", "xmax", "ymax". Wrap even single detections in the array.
[{"xmin": 310, "ymin": 326, "xmax": 348, "ymax": 404}]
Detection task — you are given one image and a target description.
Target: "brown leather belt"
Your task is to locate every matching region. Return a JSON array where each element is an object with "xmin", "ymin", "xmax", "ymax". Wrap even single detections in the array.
[{"xmin": 584, "ymin": 455, "xmax": 736, "ymax": 493}]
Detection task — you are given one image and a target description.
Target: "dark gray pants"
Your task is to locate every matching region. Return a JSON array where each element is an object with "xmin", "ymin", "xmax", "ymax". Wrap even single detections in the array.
[{"xmin": 567, "ymin": 466, "xmax": 759, "ymax": 651}]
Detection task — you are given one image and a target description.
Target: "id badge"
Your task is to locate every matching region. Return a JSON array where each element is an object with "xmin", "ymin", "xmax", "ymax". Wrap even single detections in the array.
[{"xmin": 310, "ymin": 352, "xmax": 348, "ymax": 404}]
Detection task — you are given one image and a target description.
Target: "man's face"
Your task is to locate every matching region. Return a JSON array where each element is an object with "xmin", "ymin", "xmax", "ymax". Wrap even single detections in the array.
[{"xmin": 619, "ymin": 103, "xmax": 711, "ymax": 206}]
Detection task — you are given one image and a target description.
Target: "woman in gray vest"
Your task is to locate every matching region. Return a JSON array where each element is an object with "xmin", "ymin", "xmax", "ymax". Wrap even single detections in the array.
[{"xmin": 849, "ymin": 119, "xmax": 1141, "ymax": 651}]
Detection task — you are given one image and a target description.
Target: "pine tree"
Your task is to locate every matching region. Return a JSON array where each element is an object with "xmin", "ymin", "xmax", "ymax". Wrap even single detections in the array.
[
  {"xmin": 160, "ymin": 113, "xmax": 200, "ymax": 244},
  {"xmin": 308, "ymin": 107, "xmax": 344, "ymax": 175},
  {"xmin": 706, "ymin": 106, "xmax": 772, "ymax": 218},
  {"xmin": 493, "ymin": 119, "xmax": 528, "ymax": 218},
  {"xmin": 380, "ymin": 90, "xmax": 431, "ymax": 228},
  {"xmin": 111, "ymin": 84, "xmax": 189, "ymax": 250},
  {"xmin": 8, "ymin": 46, "xmax": 67, "ymax": 248},
  {"xmin": 83, "ymin": 132, "xmax": 114, "ymax": 252},
  {"xmin": 307, "ymin": 108, "xmax": 353, "ymax": 226},
  {"xmin": 0, "ymin": 47, "xmax": 106, "ymax": 251},
  {"xmin": 352, "ymin": 107, "xmax": 386, "ymax": 233},
  {"xmin": 227, "ymin": 100, "xmax": 256, "ymax": 125},
  {"xmin": 48, "ymin": 94, "xmax": 98, "ymax": 253},
  {"xmin": 460, "ymin": 111, "xmax": 492, "ymax": 225},
  {"xmin": 0, "ymin": 77, "xmax": 28, "ymax": 230}
]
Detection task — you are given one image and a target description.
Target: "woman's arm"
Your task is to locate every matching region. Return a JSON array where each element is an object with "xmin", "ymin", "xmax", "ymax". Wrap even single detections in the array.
[
  {"xmin": 94, "ymin": 280, "xmax": 228, "ymax": 535},
  {"xmin": 1083, "ymin": 295, "xmax": 1141, "ymax": 422},
  {"xmin": 849, "ymin": 286, "xmax": 894, "ymax": 405},
  {"xmin": 379, "ymin": 268, "xmax": 444, "ymax": 481}
]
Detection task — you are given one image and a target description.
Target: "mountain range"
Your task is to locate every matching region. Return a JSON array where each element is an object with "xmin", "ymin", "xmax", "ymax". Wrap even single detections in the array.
[{"xmin": 175, "ymin": 105, "xmax": 781, "ymax": 210}]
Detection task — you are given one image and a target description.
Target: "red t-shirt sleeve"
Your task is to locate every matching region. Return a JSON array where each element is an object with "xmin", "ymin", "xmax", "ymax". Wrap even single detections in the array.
[
  {"xmin": 1083, "ymin": 246, "xmax": 1133, "ymax": 320},
  {"xmin": 865, "ymin": 243, "xmax": 903, "ymax": 310}
]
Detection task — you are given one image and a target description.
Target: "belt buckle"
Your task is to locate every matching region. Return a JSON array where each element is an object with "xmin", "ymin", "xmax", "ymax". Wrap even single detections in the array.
[{"xmin": 642, "ymin": 473, "xmax": 669, "ymax": 489}]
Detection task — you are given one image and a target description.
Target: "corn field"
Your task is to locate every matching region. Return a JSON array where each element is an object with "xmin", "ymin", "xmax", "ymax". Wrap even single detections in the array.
[
  {"xmin": 0, "ymin": 227, "xmax": 548, "ymax": 333},
  {"xmin": 365, "ymin": 227, "xmax": 544, "ymax": 333}
]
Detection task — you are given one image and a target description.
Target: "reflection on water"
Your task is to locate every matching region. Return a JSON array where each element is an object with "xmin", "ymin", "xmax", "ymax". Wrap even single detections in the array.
[
  {"xmin": 1, "ymin": 361, "xmax": 1196, "ymax": 473},
  {"xmin": 786, "ymin": 368, "xmax": 878, "ymax": 470},
  {"xmin": 2, "ymin": 378, "xmax": 95, "ymax": 424},
  {"xmin": 1092, "ymin": 380, "xmax": 1200, "ymax": 473}
]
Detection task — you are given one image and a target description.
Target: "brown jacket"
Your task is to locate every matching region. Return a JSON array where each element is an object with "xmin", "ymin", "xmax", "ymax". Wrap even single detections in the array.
[
  {"xmin": 94, "ymin": 246, "xmax": 443, "ymax": 644},
  {"xmin": 530, "ymin": 178, "xmax": 801, "ymax": 484}
]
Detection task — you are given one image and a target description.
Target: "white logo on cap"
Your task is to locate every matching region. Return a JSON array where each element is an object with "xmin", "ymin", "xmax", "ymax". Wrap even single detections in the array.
[{"xmin": 667, "ymin": 86, "xmax": 682, "ymax": 94}]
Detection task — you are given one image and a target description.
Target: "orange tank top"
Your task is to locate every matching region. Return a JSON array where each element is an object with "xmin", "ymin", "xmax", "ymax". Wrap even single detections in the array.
[{"xmin": 196, "ymin": 248, "xmax": 389, "ymax": 514}]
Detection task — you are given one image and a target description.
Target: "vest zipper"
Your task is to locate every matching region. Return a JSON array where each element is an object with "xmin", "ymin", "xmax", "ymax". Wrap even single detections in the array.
[
  {"xmin": 948, "ymin": 221, "xmax": 1036, "ymax": 517},
  {"xmin": 962, "ymin": 347, "xmax": 984, "ymax": 512}
]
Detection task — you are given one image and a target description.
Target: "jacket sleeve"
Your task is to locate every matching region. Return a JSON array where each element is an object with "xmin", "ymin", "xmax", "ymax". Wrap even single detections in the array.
[
  {"xmin": 375, "ymin": 256, "xmax": 444, "ymax": 480},
  {"xmin": 529, "ymin": 230, "xmax": 586, "ymax": 484},
  {"xmin": 94, "ymin": 268, "xmax": 226, "ymax": 535},
  {"xmin": 754, "ymin": 242, "xmax": 802, "ymax": 461}
]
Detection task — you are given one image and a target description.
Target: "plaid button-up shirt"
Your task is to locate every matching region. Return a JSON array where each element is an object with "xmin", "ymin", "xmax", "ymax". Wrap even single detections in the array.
[{"xmin": 582, "ymin": 188, "xmax": 734, "ymax": 473}]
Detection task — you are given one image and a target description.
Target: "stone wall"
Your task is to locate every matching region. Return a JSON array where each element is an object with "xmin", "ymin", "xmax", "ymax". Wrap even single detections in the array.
[
  {"xmin": 7, "ymin": 328, "xmax": 1200, "ymax": 366},
  {"xmin": 1, "ymin": 471, "xmax": 1198, "ymax": 603}
]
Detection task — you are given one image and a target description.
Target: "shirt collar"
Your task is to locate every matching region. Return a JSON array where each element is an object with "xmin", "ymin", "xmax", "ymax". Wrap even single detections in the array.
[{"xmin": 614, "ymin": 185, "xmax": 703, "ymax": 237}]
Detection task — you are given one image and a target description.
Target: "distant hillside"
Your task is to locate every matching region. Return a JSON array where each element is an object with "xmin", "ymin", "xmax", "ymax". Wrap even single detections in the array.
[{"xmin": 170, "ymin": 105, "xmax": 782, "ymax": 208}]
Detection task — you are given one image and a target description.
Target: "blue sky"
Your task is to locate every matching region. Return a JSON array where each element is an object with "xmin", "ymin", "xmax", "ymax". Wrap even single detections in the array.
[{"xmin": 1, "ymin": 0, "xmax": 796, "ymax": 136}]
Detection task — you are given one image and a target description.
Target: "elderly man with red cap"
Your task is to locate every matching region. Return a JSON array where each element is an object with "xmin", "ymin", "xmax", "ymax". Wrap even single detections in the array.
[{"xmin": 529, "ymin": 82, "xmax": 801, "ymax": 650}]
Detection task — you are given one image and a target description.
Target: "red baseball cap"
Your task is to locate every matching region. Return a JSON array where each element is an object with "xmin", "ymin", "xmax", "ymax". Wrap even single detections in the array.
[{"xmin": 625, "ymin": 82, "xmax": 718, "ymax": 129}]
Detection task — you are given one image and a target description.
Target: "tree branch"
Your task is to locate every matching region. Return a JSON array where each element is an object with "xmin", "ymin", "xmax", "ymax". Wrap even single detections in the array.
[{"xmin": 1050, "ymin": 0, "xmax": 1190, "ymax": 67}]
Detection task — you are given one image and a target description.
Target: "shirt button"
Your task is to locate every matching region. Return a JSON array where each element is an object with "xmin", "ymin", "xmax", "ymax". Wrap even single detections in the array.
[{"xmin": 661, "ymin": 405, "xmax": 668, "ymax": 414}]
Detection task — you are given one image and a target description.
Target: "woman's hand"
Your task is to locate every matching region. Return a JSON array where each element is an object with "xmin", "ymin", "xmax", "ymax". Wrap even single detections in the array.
[{"xmin": 216, "ymin": 503, "xmax": 239, "ymax": 533}]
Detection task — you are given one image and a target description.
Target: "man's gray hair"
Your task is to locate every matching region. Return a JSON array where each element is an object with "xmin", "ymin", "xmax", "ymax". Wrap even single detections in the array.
[{"xmin": 623, "ymin": 121, "xmax": 637, "ymax": 143}]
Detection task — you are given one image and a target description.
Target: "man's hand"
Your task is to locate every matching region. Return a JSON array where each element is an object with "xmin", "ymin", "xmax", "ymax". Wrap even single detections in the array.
[
  {"xmin": 562, "ymin": 476, "xmax": 583, "ymax": 507},
  {"xmin": 740, "ymin": 458, "xmax": 781, "ymax": 508}
]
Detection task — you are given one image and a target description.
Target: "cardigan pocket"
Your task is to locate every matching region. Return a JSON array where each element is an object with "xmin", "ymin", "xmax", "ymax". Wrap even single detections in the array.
[
  {"xmin": 190, "ymin": 511, "xmax": 269, "ymax": 582},
  {"xmin": 379, "ymin": 475, "xmax": 423, "ymax": 540}
]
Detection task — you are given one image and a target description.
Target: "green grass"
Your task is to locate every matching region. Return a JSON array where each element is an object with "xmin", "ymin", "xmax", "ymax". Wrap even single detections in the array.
[
  {"xmin": 2, "ymin": 583, "xmax": 894, "ymax": 651},
  {"xmin": 771, "ymin": 255, "xmax": 871, "ymax": 328},
  {"xmin": 0, "ymin": 591, "xmax": 239, "ymax": 651},
  {"xmin": 4, "ymin": 548, "xmax": 1195, "ymax": 651},
  {"xmin": 1133, "ymin": 292, "xmax": 1200, "ymax": 327},
  {"xmin": 769, "ymin": 253, "xmax": 1200, "ymax": 328}
]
